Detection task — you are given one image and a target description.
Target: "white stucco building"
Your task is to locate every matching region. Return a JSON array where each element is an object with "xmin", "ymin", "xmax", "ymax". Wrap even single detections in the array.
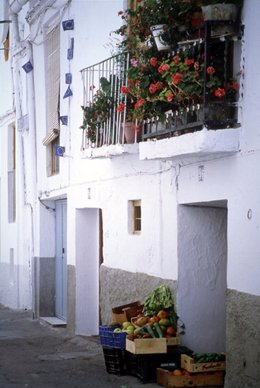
[{"xmin": 0, "ymin": 1, "xmax": 259, "ymax": 387}]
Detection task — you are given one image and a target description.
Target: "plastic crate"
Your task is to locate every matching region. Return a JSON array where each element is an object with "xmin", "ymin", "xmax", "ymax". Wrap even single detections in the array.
[
  {"xmin": 102, "ymin": 346, "xmax": 127, "ymax": 375},
  {"xmin": 99, "ymin": 325, "xmax": 127, "ymax": 349},
  {"xmin": 125, "ymin": 351, "xmax": 139, "ymax": 377},
  {"xmin": 124, "ymin": 352, "xmax": 177, "ymax": 383}
]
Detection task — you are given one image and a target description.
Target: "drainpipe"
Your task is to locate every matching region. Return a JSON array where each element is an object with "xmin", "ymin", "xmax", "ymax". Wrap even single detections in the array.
[{"xmin": 9, "ymin": 0, "xmax": 37, "ymax": 310}]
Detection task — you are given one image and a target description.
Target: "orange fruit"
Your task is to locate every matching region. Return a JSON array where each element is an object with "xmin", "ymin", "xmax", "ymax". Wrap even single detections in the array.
[
  {"xmin": 166, "ymin": 326, "xmax": 176, "ymax": 336},
  {"xmin": 173, "ymin": 369, "xmax": 182, "ymax": 376},
  {"xmin": 157, "ymin": 310, "xmax": 170, "ymax": 319}
]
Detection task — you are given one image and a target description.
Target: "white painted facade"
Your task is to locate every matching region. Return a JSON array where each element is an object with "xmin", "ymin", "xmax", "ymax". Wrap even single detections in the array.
[{"xmin": 0, "ymin": 0, "xmax": 260, "ymax": 384}]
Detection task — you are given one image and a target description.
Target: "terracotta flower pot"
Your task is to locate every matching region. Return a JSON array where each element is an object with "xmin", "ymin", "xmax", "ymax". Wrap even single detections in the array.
[
  {"xmin": 124, "ymin": 122, "xmax": 135, "ymax": 143},
  {"xmin": 122, "ymin": 122, "xmax": 139, "ymax": 144}
]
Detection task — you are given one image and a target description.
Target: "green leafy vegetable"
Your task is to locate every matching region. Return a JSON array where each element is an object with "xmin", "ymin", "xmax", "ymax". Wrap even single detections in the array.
[
  {"xmin": 143, "ymin": 284, "xmax": 174, "ymax": 316},
  {"xmin": 143, "ymin": 284, "xmax": 185, "ymax": 334}
]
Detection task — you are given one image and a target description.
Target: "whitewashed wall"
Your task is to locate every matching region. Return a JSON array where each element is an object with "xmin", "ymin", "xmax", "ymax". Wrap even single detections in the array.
[{"xmin": 0, "ymin": 1, "xmax": 33, "ymax": 309}]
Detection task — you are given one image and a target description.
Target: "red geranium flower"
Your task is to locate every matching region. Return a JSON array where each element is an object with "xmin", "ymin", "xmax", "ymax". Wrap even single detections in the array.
[
  {"xmin": 149, "ymin": 57, "xmax": 158, "ymax": 67},
  {"xmin": 172, "ymin": 55, "xmax": 181, "ymax": 65},
  {"xmin": 158, "ymin": 63, "xmax": 170, "ymax": 74},
  {"xmin": 167, "ymin": 93, "xmax": 174, "ymax": 102},
  {"xmin": 128, "ymin": 79, "xmax": 134, "ymax": 87},
  {"xmin": 172, "ymin": 72, "xmax": 183, "ymax": 85},
  {"xmin": 149, "ymin": 83, "xmax": 157, "ymax": 94},
  {"xmin": 134, "ymin": 98, "xmax": 145, "ymax": 109},
  {"xmin": 156, "ymin": 81, "xmax": 163, "ymax": 90},
  {"xmin": 207, "ymin": 66, "xmax": 216, "ymax": 76},
  {"xmin": 117, "ymin": 103, "xmax": 125, "ymax": 112},
  {"xmin": 214, "ymin": 88, "xmax": 226, "ymax": 98},
  {"xmin": 121, "ymin": 85, "xmax": 129, "ymax": 94},
  {"xmin": 184, "ymin": 59, "xmax": 194, "ymax": 66}
]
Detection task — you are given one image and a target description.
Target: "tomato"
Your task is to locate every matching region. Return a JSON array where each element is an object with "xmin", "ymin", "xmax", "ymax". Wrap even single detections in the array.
[
  {"xmin": 166, "ymin": 326, "xmax": 176, "ymax": 336},
  {"xmin": 157, "ymin": 310, "xmax": 170, "ymax": 319}
]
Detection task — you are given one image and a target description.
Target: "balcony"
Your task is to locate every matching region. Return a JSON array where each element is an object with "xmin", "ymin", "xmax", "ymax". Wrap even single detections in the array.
[
  {"xmin": 80, "ymin": 53, "xmax": 140, "ymax": 158},
  {"xmin": 80, "ymin": 17, "xmax": 241, "ymax": 160}
]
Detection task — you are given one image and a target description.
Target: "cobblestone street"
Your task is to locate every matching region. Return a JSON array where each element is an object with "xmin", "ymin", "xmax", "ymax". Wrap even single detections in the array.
[{"xmin": 0, "ymin": 305, "xmax": 158, "ymax": 388}]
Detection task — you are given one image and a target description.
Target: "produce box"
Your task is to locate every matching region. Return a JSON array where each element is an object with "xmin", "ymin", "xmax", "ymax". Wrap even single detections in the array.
[
  {"xmin": 157, "ymin": 368, "xmax": 225, "ymax": 388},
  {"xmin": 111, "ymin": 301, "xmax": 143, "ymax": 324},
  {"xmin": 126, "ymin": 337, "xmax": 167, "ymax": 354},
  {"xmin": 99, "ymin": 325, "xmax": 127, "ymax": 349},
  {"xmin": 181, "ymin": 354, "xmax": 226, "ymax": 373},
  {"xmin": 126, "ymin": 333, "xmax": 181, "ymax": 355}
]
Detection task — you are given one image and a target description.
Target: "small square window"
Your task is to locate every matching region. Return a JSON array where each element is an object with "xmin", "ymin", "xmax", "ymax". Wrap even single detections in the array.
[{"xmin": 129, "ymin": 200, "xmax": 141, "ymax": 234}]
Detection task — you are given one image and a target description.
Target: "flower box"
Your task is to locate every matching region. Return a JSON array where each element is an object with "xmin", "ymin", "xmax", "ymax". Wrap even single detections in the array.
[
  {"xmin": 181, "ymin": 354, "xmax": 226, "ymax": 373},
  {"xmin": 156, "ymin": 368, "xmax": 225, "ymax": 388}
]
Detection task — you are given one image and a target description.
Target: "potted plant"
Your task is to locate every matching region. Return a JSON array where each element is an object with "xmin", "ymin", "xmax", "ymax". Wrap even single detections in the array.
[
  {"xmin": 80, "ymin": 77, "xmax": 114, "ymax": 143},
  {"xmin": 117, "ymin": 48, "xmax": 239, "ymax": 130},
  {"xmin": 113, "ymin": 0, "xmax": 240, "ymax": 134},
  {"xmin": 115, "ymin": 0, "xmax": 200, "ymax": 54}
]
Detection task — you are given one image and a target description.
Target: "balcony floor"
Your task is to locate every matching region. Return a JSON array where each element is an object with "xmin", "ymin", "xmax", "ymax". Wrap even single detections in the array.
[{"xmin": 139, "ymin": 127, "xmax": 240, "ymax": 162}]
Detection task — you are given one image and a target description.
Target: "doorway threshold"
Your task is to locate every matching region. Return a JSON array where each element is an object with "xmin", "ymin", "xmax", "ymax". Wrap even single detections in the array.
[{"xmin": 40, "ymin": 317, "xmax": 67, "ymax": 327}]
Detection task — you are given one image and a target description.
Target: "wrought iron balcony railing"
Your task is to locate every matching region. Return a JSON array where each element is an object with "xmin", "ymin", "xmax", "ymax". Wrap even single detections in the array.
[
  {"xmin": 81, "ymin": 53, "xmax": 133, "ymax": 149},
  {"xmin": 81, "ymin": 52, "xmax": 239, "ymax": 150}
]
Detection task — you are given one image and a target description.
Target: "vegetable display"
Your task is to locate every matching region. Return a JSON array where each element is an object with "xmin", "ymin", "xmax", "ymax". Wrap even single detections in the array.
[
  {"xmin": 191, "ymin": 352, "xmax": 226, "ymax": 363},
  {"xmin": 143, "ymin": 284, "xmax": 185, "ymax": 334},
  {"xmin": 112, "ymin": 284, "xmax": 185, "ymax": 342}
]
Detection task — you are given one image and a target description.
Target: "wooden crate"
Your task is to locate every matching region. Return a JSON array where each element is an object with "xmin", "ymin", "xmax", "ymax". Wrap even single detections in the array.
[
  {"xmin": 181, "ymin": 354, "xmax": 226, "ymax": 373},
  {"xmin": 126, "ymin": 338, "xmax": 167, "ymax": 354},
  {"xmin": 157, "ymin": 368, "xmax": 225, "ymax": 388},
  {"xmin": 126, "ymin": 335, "xmax": 180, "ymax": 355},
  {"xmin": 167, "ymin": 335, "xmax": 181, "ymax": 346},
  {"xmin": 111, "ymin": 301, "xmax": 143, "ymax": 324}
]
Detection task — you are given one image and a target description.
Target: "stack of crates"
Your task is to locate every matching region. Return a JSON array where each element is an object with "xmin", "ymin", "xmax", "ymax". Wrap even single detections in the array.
[
  {"xmin": 99, "ymin": 325, "xmax": 193, "ymax": 381},
  {"xmin": 99, "ymin": 301, "xmax": 142, "ymax": 375},
  {"xmin": 99, "ymin": 325, "xmax": 128, "ymax": 375}
]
